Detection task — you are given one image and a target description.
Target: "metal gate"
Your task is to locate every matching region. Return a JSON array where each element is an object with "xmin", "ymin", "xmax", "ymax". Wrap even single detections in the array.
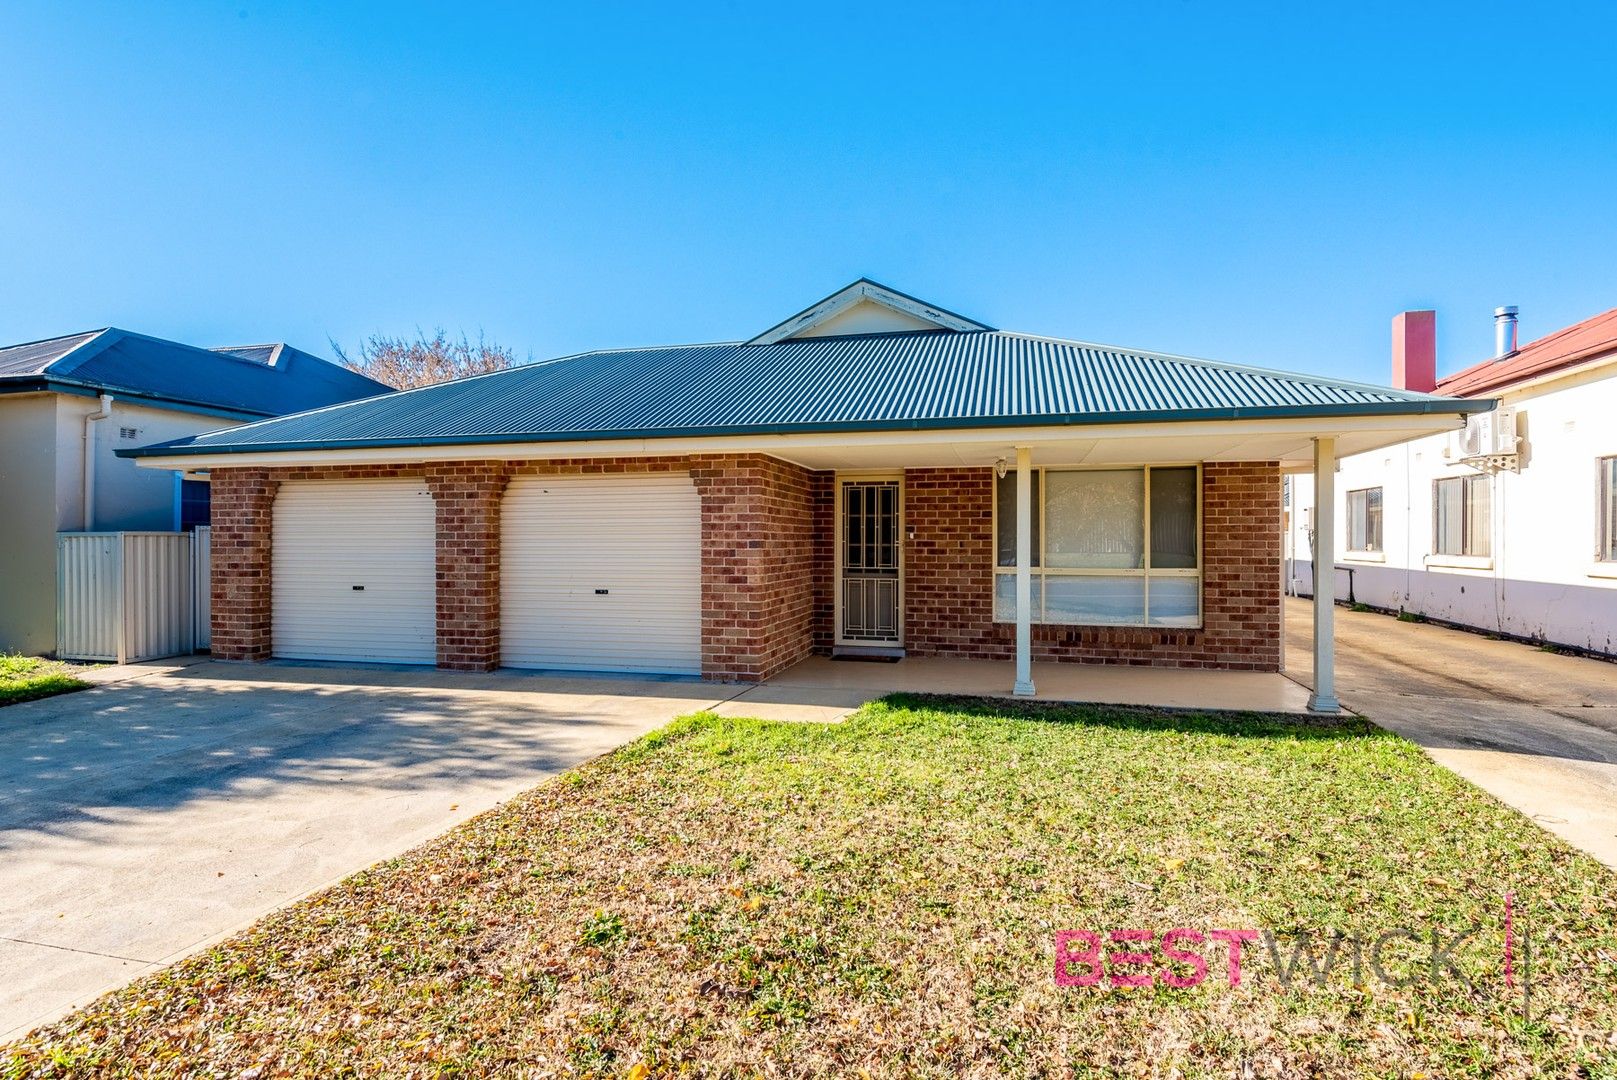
[{"xmin": 57, "ymin": 531, "xmax": 209, "ymax": 663}]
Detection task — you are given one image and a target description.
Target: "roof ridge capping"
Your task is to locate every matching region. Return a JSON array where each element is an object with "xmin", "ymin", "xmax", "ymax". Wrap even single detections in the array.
[{"xmin": 39, "ymin": 327, "xmax": 124, "ymax": 377}]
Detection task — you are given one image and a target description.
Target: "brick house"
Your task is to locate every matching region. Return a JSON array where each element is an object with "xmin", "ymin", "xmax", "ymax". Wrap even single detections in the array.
[{"xmin": 123, "ymin": 281, "xmax": 1490, "ymax": 709}]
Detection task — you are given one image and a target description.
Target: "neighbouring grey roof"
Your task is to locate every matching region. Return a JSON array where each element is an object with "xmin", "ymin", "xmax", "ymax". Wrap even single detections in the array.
[
  {"xmin": 0, "ymin": 328, "xmax": 392, "ymax": 420},
  {"xmin": 0, "ymin": 330, "xmax": 103, "ymax": 376},
  {"xmin": 123, "ymin": 327, "xmax": 1490, "ymax": 459}
]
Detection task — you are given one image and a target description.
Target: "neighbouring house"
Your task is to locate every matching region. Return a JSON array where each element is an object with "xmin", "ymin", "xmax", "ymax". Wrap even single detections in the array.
[
  {"xmin": 1286, "ymin": 303, "xmax": 1617, "ymax": 656},
  {"xmin": 0, "ymin": 330, "xmax": 391, "ymax": 654},
  {"xmin": 123, "ymin": 280, "xmax": 1489, "ymax": 708}
]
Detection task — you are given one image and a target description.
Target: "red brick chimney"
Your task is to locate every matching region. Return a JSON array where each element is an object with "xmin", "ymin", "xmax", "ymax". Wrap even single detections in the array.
[{"xmin": 1392, "ymin": 310, "xmax": 1436, "ymax": 393}]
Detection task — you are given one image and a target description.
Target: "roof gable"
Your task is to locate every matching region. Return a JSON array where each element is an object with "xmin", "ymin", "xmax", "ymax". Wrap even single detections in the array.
[{"xmin": 746, "ymin": 278, "xmax": 993, "ymax": 345}]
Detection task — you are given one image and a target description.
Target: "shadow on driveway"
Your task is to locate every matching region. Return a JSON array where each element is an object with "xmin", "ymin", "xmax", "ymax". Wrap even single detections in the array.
[
  {"xmin": 1, "ymin": 663, "xmax": 726, "ymax": 842},
  {"xmin": 0, "ymin": 661, "xmax": 719, "ymax": 1040}
]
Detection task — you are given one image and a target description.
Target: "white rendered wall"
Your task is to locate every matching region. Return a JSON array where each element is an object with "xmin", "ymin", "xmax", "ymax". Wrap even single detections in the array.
[
  {"xmin": 1287, "ymin": 358, "xmax": 1617, "ymax": 656},
  {"xmin": 63, "ymin": 398, "xmax": 239, "ymax": 531},
  {"xmin": 0, "ymin": 394, "xmax": 239, "ymax": 654}
]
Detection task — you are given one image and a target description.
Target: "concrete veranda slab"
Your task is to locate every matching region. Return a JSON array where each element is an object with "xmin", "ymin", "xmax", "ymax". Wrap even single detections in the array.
[{"xmin": 766, "ymin": 655, "xmax": 1317, "ymax": 714}]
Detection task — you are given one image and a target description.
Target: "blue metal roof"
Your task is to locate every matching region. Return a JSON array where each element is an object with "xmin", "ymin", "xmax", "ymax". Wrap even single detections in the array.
[
  {"xmin": 0, "ymin": 329, "xmax": 391, "ymax": 420},
  {"xmin": 122, "ymin": 327, "xmax": 1489, "ymax": 459}
]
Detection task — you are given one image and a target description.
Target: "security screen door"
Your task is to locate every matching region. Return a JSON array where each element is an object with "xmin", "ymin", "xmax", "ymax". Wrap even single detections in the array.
[{"xmin": 838, "ymin": 479, "xmax": 902, "ymax": 645}]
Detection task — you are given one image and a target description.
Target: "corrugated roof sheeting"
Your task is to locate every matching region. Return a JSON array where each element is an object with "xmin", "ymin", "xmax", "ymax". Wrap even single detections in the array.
[{"xmin": 137, "ymin": 329, "xmax": 1482, "ymax": 457}]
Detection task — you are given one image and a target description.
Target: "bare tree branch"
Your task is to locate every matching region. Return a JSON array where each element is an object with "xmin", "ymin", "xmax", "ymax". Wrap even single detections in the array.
[{"xmin": 333, "ymin": 328, "xmax": 518, "ymax": 389}]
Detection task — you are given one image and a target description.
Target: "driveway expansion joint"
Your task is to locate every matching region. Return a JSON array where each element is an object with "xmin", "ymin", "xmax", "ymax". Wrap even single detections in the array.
[{"xmin": 1, "ymin": 936, "xmax": 155, "ymax": 965}]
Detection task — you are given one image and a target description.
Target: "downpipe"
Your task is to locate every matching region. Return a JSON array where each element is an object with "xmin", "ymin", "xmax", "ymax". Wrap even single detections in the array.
[{"xmin": 82, "ymin": 393, "xmax": 114, "ymax": 530}]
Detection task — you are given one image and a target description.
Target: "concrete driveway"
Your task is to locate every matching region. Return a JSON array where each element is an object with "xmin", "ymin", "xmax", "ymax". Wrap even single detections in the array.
[
  {"xmin": 0, "ymin": 661, "xmax": 836, "ymax": 1041},
  {"xmin": 1284, "ymin": 597, "xmax": 1617, "ymax": 869}
]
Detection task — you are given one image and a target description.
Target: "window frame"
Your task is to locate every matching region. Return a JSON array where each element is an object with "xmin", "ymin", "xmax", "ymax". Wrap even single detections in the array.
[
  {"xmin": 1599, "ymin": 456, "xmax": 1617, "ymax": 564},
  {"xmin": 1431, "ymin": 473, "xmax": 1492, "ymax": 559},
  {"xmin": 991, "ymin": 463, "xmax": 1203, "ymax": 628},
  {"xmin": 1345, "ymin": 486, "xmax": 1384, "ymax": 555},
  {"xmin": 174, "ymin": 476, "xmax": 212, "ymax": 532}
]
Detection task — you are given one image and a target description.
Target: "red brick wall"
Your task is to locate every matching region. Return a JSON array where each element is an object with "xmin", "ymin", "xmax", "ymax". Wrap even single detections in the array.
[
  {"xmin": 426, "ymin": 464, "xmax": 508, "ymax": 671},
  {"xmin": 902, "ymin": 462, "xmax": 1282, "ymax": 670},
  {"xmin": 209, "ymin": 467, "xmax": 279, "ymax": 662},
  {"xmin": 691, "ymin": 457, "xmax": 824, "ymax": 680},
  {"xmin": 211, "ymin": 455, "xmax": 1278, "ymax": 677},
  {"xmin": 810, "ymin": 471, "xmax": 835, "ymax": 651},
  {"xmin": 208, "ymin": 455, "xmax": 823, "ymax": 680}
]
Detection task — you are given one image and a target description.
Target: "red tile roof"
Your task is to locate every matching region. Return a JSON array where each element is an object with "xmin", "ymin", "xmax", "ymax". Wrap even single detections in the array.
[{"xmin": 1436, "ymin": 305, "xmax": 1617, "ymax": 397}]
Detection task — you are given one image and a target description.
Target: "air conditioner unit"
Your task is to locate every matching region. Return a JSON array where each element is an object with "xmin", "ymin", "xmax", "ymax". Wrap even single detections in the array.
[{"xmin": 1455, "ymin": 406, "xmax": 1520, "ymax": 469}]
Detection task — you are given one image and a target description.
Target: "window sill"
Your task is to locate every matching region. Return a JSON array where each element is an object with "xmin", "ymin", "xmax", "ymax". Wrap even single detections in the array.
[
  {"xmin": 1342, "ymin": 551, "xmax": 1386, "ymax": 564},
  {"xmin": 1425, "ymin": 554, "xmax": 1494, "ymax": 572},
  {"xmin": 1588, "ymin": 564, "xmax": 1617, "ymax": 580}
]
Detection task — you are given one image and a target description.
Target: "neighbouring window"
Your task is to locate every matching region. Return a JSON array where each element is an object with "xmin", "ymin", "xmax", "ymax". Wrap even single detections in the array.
[
  {"xmin": 1433, "ymin": 474, "xmax": 1491, "ymax": 558},
  {"xmin": 178, "ymin": 478, "xmax": 211, "ymax": 531},
  {"xmin": 1346, "ymin": 487, "xmax": 1383, "ymax": 553},
  {"xmin": 994, "ymin": 465, "xmax": 1200, "ymax": 626},
  {"xmin": 1600, "ymin": 456, "xmax": 1617, "ymax": 562}
]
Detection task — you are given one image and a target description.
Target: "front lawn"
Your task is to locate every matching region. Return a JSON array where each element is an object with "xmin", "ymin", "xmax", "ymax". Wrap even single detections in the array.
[
  {"xmin": 0, "ymin": 654, "xmax": 89, "ymax": 708},
  {"xmin": 5, "ymin": 698, "xmax": 1614, "ymax": 1077}
]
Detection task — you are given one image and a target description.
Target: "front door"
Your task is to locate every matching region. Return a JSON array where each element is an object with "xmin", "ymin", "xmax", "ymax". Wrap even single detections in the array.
[{"xmin": 837, "ymin": 478, "xmax": 902, "ymax": 646}]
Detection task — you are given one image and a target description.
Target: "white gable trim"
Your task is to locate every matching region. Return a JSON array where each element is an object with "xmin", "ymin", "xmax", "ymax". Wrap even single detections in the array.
[{"xmin": 746, "ymin": 279, "xmax": 992, "ymax": 345}]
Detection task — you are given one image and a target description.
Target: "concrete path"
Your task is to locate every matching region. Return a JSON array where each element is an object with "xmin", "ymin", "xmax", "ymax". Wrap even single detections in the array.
[
  {"xmin": 1284, "ymin": 597, "xmax": 1617, "ymax": 869},
  {"xmin": 1, "ymin": 661, "xmax": 830, "ymax": 1042}
]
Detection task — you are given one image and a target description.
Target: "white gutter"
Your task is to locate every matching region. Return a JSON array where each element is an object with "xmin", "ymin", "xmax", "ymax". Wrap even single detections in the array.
[{"xmin": 82, "ymin": 393, "xmax": 114, "ymax": 530}]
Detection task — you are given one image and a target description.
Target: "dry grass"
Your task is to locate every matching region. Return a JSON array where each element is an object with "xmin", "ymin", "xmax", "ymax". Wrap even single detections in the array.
[{"xmin": 4, "ymin": 696, "xmax": 1615, "ymax": 1078}]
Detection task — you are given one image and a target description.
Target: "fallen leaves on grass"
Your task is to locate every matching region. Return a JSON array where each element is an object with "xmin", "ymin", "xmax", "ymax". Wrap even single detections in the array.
[{"xmin": 4, "ymin": 697, "xmax": 1615, "ymax": 1078}]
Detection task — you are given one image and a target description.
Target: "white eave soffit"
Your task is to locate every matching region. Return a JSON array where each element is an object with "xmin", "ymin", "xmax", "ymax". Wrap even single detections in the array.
[{"xmin": 745, "ymin": 279, "xmax": 994, "ymax": 345}]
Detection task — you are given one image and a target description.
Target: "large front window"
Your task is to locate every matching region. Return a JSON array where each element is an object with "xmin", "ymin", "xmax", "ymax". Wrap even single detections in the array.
[{"xmin": 993, "ymin": 466, "xmax": 1200, "ymax": 627}]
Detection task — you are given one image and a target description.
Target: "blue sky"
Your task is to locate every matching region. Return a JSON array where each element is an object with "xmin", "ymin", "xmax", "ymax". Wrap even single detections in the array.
[{"xmin": 3, "ymin": 2, "xmax": 1614, "ymax": 384}]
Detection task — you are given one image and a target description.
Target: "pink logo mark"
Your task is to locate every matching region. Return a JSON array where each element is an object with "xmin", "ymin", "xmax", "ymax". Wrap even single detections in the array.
[{"xmin": 1055, "ymin": 927, "xmax": 1257, "ymax": 988}]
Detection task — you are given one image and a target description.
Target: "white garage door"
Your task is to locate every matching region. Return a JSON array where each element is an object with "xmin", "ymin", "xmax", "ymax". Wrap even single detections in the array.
[
  {"xmin": 272, "ymin": 479, "xmax": 437, "ymax": 664},
  {"xmin": 501, "ymin": 474, "xmax": 701, "ymax": 675}
]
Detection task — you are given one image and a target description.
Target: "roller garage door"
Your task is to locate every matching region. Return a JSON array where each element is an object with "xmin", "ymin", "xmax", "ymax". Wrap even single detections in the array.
[
  {"xmin": 271, "ymin": 479, "xmax": 437, "ymax": 664},
  {"xmin": 501, "ymin": 474, "xmax": 701, "ymax": 675}
]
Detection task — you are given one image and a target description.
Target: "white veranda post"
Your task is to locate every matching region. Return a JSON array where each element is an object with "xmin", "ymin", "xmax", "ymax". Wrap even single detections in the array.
[
  {"xmin": 1013, "ymin": 446, "xmax": 1035, "ymax": 697},
  {"xmin": 1309, "ymin": 436, "xmax": 1340, "ymax": 713}
]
